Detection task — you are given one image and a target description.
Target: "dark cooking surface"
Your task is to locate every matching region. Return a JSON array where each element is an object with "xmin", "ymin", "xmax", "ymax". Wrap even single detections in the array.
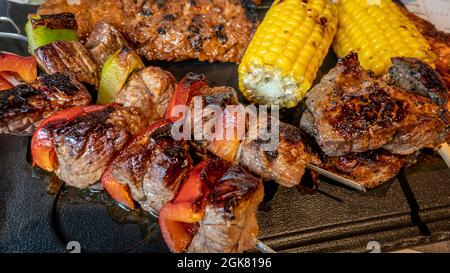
[{"xmin": 1, "ymin": 0, "xmax": 449, "ymax": 253}]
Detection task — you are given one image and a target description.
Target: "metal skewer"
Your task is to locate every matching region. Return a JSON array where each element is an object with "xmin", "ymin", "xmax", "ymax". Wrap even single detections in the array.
[
  {"xmin": 437, "ymin": 142, "xmax": 450, "ymax": 169},
  {"xmin": 307, "ymin": 164, "xmax": 367, "ymax": 193},
  {"xmin": 0, "ymin": 16, "xmax": 28, "ymax": 42}
]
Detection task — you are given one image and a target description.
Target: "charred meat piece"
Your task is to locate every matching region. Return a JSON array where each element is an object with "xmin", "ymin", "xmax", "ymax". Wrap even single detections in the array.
[
  {"xmin": 187, "ymin": 165, "xmax": 264, "ymax": 253},
  {"xmin": 35, "ymin": 40, "xmax": 99, "ymax": 87},
  {"xmin": 85, "ymin": 21, "xmax": 131, "ymax": 68},
  {"xmin": 115, "ymin": 67, "xmax": 176, "ymax": 122},
  {"xmin": 301, "ymin": 53, "xmax": 449, "ymax": 156},
  {"xmin": 238, "ymin": 119, "xmax": 321, "ymax": 187},
  {"xmin": 32, "ymin": 104, "xmax": 148, "ymax": 188},
  {"xmin": 387, "ymin": 57, "xmax": 448, "ymax": 107},
  {"xmin": 321, "ymin": 149, "xmax": 407, "ymax": 189},
  {"xmin": 397, "ymin": 3, "xmax": 450, "ymax": 88},
  {"xmin": 0, "ymin": 73, "xmax": 91, "ymax": 135},
  {"xmin": 38, "ymin": 0, "xmax": 257, "ymax": 62},
  {"xmin": 103, "ymin": 120, "xmax": 192, "ymax": 213}
]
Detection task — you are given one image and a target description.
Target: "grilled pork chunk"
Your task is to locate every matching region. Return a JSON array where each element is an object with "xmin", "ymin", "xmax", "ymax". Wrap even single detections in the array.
[
  {"xmin": 115, "ymin": 67, "xmax": 176, "ymax": 122},
  {"xmin": 0, "ymin": 73, "xmax": 91, "ymax": 135},
  {"xmin": 171, "ymin": 73, "xmax": 320, "ymax": 187},
  {"xmin": 104, "ymin": 120, "xmax": 192, "ymax": 213},
  {"xmin": 301, "ymin": 53, "xmax": 449, "ymax": 157},
  {"xmin": 187, "ymin": 166, "xmax": 264, "ymax": 253},
  {"xmin": 85, "ymin": 21, "xmax": 131, "ymax": 68},
  {"xmin": 38, "ymin": 0, "xmax": 257, "ymax": 62},
  {"xmin": 35, "ymin": 40, "xmax": 99, "ymax": 87},
  {"xmin": 32, "ymin": 104, "xmax": 148, "ymax": 188},
  {"xmin": 321, "ymin": 149, "xmax": 407, "ymax": 189}
]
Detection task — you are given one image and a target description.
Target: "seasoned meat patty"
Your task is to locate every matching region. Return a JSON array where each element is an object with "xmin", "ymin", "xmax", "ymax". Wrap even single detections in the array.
[
  {"xmin": 321, "ymin": 149, "xmax": 407, "ymax": 189},
  {"xmin": 115, "ymin": 67, "xmax": 176, "ymax": 122},
  {"xmin": 36, "ymin": 104, "xmax": 148, "ymax": 188},
  {"xmin": 187, "ymin": 165, "xmax": 264, "ymax": 253},
  {"xmin": 85, "ymin": 21, "xmax": 131, "ymax": 68},
  {"xmin": 0, "ymin": 73, "xmax": 91, "ymax": 135},
  {"xmin": 35, "ymin": 40, "xmax": 99, "ymax": 87},
  {"xmin": 300, "ymin": 53, "xmax": 449, "ymax": 157},
  {"xmin": 105, "ymin": 120, "xmax": 192, "ymax": 213},
  {"xmin": 38, "ymin": 0, "xmax": 258, "ymax": 62}
]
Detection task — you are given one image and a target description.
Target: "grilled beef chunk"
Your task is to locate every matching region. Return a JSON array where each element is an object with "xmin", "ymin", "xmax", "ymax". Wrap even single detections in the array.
[
  {"xmin": 35, "ymin": 40, "xmax": 99, "ymax": 87},
  {"xmin": 85, "ymin": 21, "xmax": 131, "ymax": 68},
  {"xmin": 38, "ymin": 0, "xmax": 257, "ymax": 62},
  {"xmin": 115, "ymin": 67, "xmax": 176, "ymax": 122},
  {"xmin": 300, "ymin": 53, "xmax": 449, "ymax": 157},
  {"xmin": 397, "ymin": 3, "xmax": 450, "ymax": 88},
  {"xmin": 321, "ymin": 149, "xmax": 407, "ymax": 189},
  {"xmin": 105, "ymin": 120, "xmax": 192, "ymax": 213},
  {"xmin": 187, "ymin": 166, "xmax": 264, "ymax": 253},
  {"xmin": 238, "ymin": 119, "xmax": 321, "ymax": 187},
  {"xmin": 0, "ymin": 73, "xmax": 91, "ymax": 135},
  {"xmin": 37, "ymin": 104, "xmax": 147, "ymax": 188}
]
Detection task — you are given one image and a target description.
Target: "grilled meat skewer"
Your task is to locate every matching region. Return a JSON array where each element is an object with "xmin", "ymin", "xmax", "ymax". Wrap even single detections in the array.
[{"xmin": 0, "ymin": 72, "xmax": 91, "ymax": 135}]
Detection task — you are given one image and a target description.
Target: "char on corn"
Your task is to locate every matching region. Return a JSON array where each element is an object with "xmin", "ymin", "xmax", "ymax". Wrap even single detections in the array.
[
  {"xmin": 238, "ymin": 0, "xmax": 338, "ymax": 108},
  {"xmin": 333, "ymin": 0, "xmax": 436, "ymax": 76}
]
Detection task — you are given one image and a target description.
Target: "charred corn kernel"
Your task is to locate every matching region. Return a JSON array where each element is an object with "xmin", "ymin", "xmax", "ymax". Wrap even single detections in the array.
[
  {"xmin": 238, "ymin": 0, "xmax": 338, "ymax": 108},
  {"xmin": 334, "ymin": 0, "xmax": 436, "ymax": 76}
]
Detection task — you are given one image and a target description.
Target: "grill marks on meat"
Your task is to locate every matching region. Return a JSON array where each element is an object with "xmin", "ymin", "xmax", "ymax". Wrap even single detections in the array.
[
  {"xmin": 301, "ymin": 53, "xmax": 449, "ymax": 157},
  {"xmin": 85, "ymin": 21, "xmax": 131, "ymax": 68},
  {"xmin": 44, "ymin": 105, "xmax": 147, "ymax": 188},
  {"xmin": 38, "ymin": 0, "xmax": 257, "ymax": 62},
  {"xmin": 107, "ymin": 121, "xmax": 192, "ymax": 213},
  {"xmin": 238, "ymin": 120, "xmax": 320, "ymax": 187},
  {"xmin": 187, "ymin": 166, "xmax": 263, "ymax": 253},
  {"xmin": 35, "ymin": 41, "xmax": 99, "ymax": 87},
  {"xmin": 0, "ymin": 73, "xmax": 91, "ymax": 135},
  {"xmin": 115, "ymin": 67, "xmax": 176, "ymax": 122},
  {"xmin": 321, "ymin": 150, "xmax": 407, "ymax": 189}
]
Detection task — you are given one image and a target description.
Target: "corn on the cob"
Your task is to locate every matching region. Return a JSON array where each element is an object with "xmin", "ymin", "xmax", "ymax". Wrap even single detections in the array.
[
  {"xmin": 238, "ymin": 0, "xmax": 338, "ymax": 108},
  {"xmin": 333, "ymin": 0, "xmax": 436, "ymax": 76}
]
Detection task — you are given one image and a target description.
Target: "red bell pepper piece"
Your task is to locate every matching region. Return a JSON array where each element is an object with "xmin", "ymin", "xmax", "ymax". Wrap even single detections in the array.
[
  {"xmin": 159, "ymin": 158, "xmax": 229, "ymax": 252},
  {"xmin": 0, "ymin": 52, "xmax": 37, "ymax": 83},
  {"xmin": 0, "ymin": 73, "xmax": 12, "ymax": 91},
  {"xmin": 165, "ymin": 73, "xmax": 208, "ymax": 121}
]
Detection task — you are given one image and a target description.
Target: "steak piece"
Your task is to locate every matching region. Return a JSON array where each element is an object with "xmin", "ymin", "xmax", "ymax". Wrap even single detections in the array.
[
  {"xmin": 321, "ymin": 149, "xmax": 407, "ymax": 189},
  {"xmin": 301, "ymin": 53, "xmax": 449, "ymax": 156},
  {"xmin": 38, "ymin": 104, "xmax": 148, "ymax": 188},
  {"xmin": 238, "ymin": 119, "xmax": 321, "ymax": 187},
  {"xmin": 35, "ymin": 40, "xmax": 99, "ymax": 87},
  {"xmin": 115, "ymin": 67, "xmax": 176, "ymax": 122},
  {"xmin": 38, "ymin": 0, "xmax": 257, "ymax": 62},
  {"xmin": 85, "ymin": 21, "xmax": 131, "ymax": 68},
  {"xmin": 105, "ymin": 120, "xmax": 192, "ymax": 213},
  {"xmin": 0, "ymin": 73, "xmax": 91, "ymax": 135},
  {"xmin": 187, "ymin": 165, "xmax": 264, "ymax": 253}
]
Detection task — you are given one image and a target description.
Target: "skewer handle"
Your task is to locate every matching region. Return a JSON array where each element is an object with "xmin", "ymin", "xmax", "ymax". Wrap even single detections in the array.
[
  {"xmin": 255, "ymin": 240, "xmax": 276, "ymax": 253},
  {"xmin": 437, "ymin": 143, "xmax": 450, "ymax": 169}
]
